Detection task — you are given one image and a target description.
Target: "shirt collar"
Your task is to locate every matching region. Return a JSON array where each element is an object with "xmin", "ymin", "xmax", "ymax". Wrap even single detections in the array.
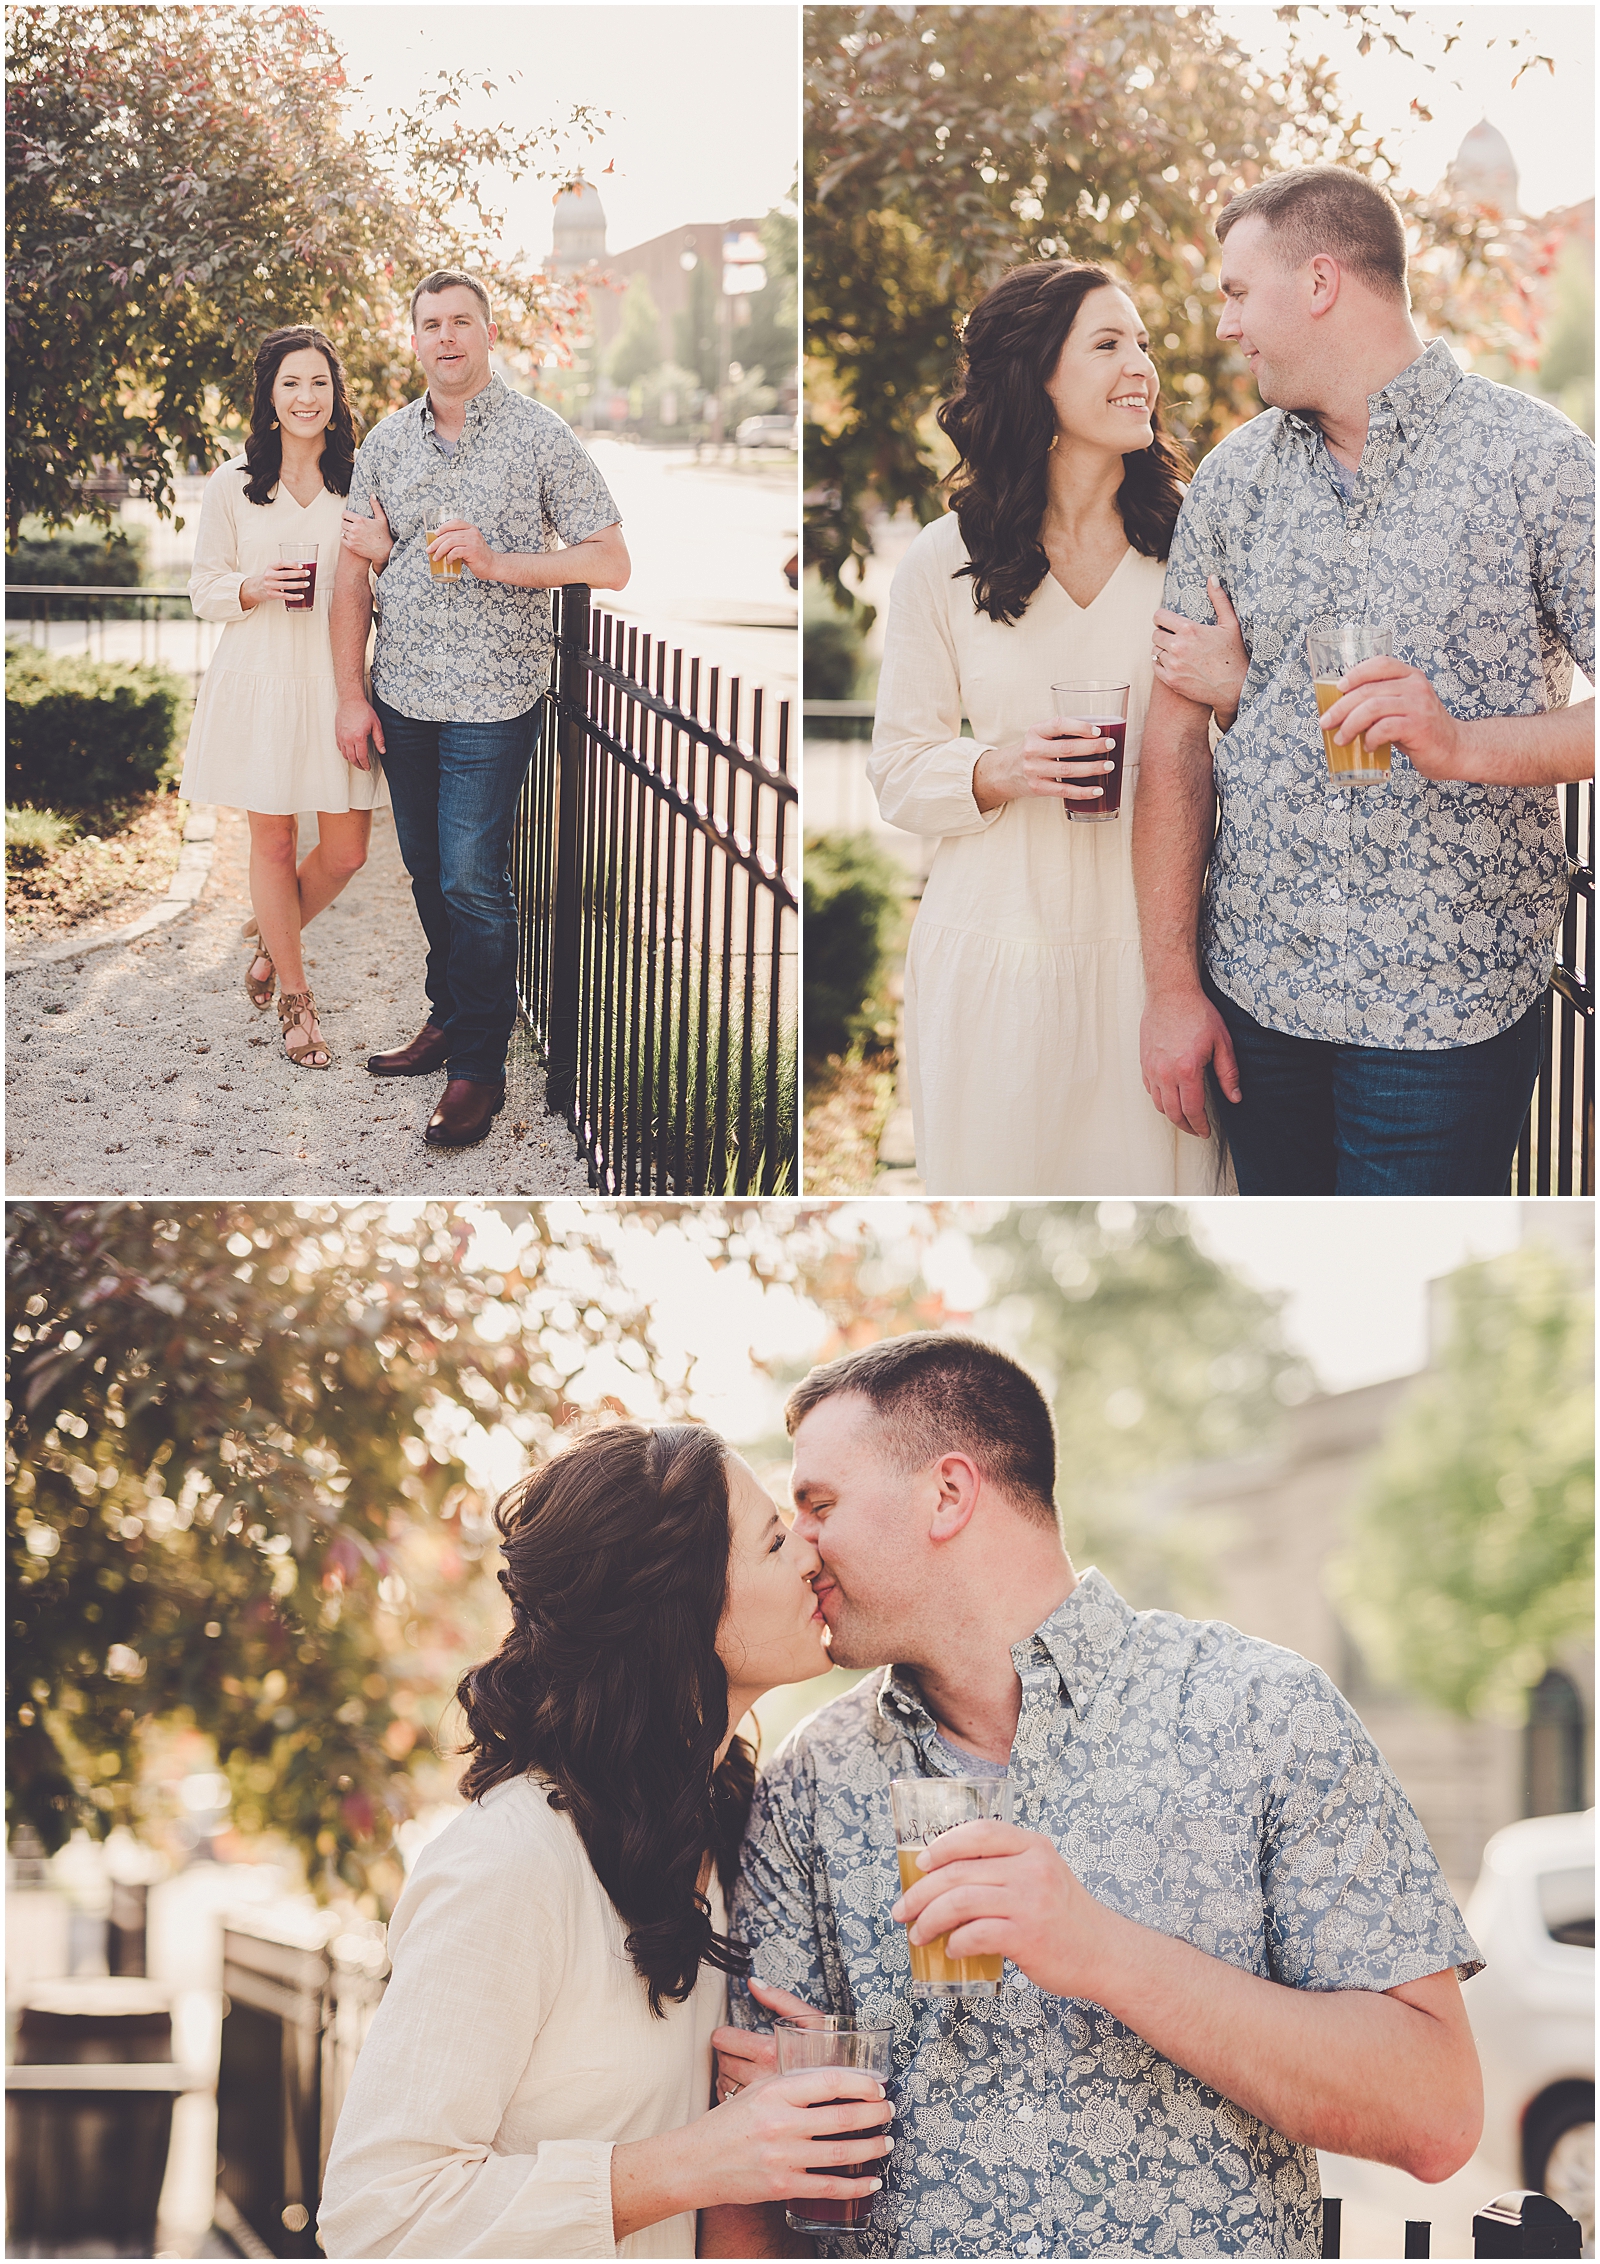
[
  {"xmin": 1284, "ymin": 336, "xmax": 1462, "ymax": 452},
  {"xmin": 419, "ymin": 369, "xmax": 508, "ymax": 435},
  {"xmin": 875, "ymin": 1566, "xmax": 1134, "ymax": 1740}
]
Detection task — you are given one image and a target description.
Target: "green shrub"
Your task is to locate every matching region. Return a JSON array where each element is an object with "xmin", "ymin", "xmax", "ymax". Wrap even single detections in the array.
[
  {"xmin": 6, "ymin": 646, "xmax": 184, "ymax": 810},
  {"xmin": 5, "ymin": 803, "xmax": 78, "ymax": 868},
  {"xmin": 803, "ymin": 831, "xmax": 905, "ymax": 1064},
  {"xmin": 804, "ymin": 614, "xmax": 865, "ymax": 700},
  {"xmin": 6, "ymin": 520, "xmax": 148, "ymax": 621}
]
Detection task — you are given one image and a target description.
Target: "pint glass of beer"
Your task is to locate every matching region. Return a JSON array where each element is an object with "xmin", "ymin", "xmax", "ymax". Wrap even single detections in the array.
[
  {"xmin": 1306, "ymin": 624, "xmax": 1393, "ymax": 781},
  {"xmin": 425, "ymin": 521, "xmax": 463, "ymax": 581},
  {"xmin": 889, "ymin": 1775, "xmax": 1012, "ymax": 1997},
  {"xmin": 774, "ymin": 2015, "xmax": 894, "ymax": 2237},
  {"xmin": 1049, "ymin": 681, "xmax": 1130, "ymax": 821},
  {"xmin": 277, "ymin": 542, "xmax": 319, "ymax": 610}
]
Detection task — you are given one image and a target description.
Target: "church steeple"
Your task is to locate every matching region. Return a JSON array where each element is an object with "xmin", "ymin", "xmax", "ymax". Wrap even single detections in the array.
[
  {"xmin": 1448, "ymin": 118, "xmax": 1522, "ymax": 221},
  {"xmin": 549, "ymin": 178, "xmax": 608, "ymax": 274}
]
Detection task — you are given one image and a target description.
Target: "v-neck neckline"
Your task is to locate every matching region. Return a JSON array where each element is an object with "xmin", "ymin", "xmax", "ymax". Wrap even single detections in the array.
[
  {"xmin": 278, "ymin": 482, "xmax": 322, "ymax": 513},
  {"xmin": 1045, "ymin": 542, "xmax": 1133, "ymax": 614}
]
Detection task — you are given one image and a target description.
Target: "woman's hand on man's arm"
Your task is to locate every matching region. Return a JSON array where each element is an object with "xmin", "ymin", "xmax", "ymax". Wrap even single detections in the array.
[
  {"xmin": 1152, "ymin": 577, "xmax": 1247, "ymax": 730},
  {"xmin": 340, "ymin": 495, "xmax": 393, "ymax": 575}
]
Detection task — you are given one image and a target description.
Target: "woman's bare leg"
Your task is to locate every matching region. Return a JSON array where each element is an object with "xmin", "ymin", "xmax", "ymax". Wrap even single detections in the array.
[
  {"xmin": 248, "ymin": 811, "xmax": 325, "ymax": 1060},
  {"xmin": 294, "ymin": 808, "xmax": 372, "ymax": 925},
  {"xmin": 244, "ymin": 810, "xmax": 371, "ymax": 941}
]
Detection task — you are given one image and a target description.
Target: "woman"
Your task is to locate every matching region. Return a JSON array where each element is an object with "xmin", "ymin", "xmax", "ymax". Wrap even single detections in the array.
[
  {"xmin": 318, "ymin": 1423, "xmax": 892, "ymax": 2259},
  {"xmin": 868, "ymin": 260, "xmax": 1246, "ymax": 1194},
  {"xmin": 181, "ymin": 327, "xmax": 391, "ymax": 1068}
]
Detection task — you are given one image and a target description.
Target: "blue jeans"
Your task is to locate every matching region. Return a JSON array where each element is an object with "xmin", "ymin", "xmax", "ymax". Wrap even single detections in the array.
[
  {"xmin": 374, "ymin": 697, "xmax": 540, "ymax": 1084},
  {"xmin": 1204, "ymin": 975, "xmax": 1545, "ymax": 1195}
]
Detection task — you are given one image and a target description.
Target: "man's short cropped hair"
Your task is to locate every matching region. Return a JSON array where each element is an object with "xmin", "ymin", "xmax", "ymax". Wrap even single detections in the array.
[
  {"xmin": 785, "ymin": 1332, "xmax": 1058, "ymax": 1526},
  {"xmin": 1216, "ymin": 166, "xmax": 1409, "ymax": 304},
  {"xmin": 410, "ymin": 269, "xmax": 494, "ymax": 331}
]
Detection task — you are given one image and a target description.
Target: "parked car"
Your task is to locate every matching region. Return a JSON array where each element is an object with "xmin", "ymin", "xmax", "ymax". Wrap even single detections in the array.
[
  {"xmin": 1463, "ymin": 1810, "xmax": 1594, "ymax": 2250},
  {"xmin": 735, "ymin": 414, "xmax": 797, "ymax": 451}
]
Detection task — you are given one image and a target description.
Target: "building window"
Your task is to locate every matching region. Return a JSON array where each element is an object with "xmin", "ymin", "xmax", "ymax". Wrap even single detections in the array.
[{"xmin": 1522, "ymin": 1669, "xmax": 1588, "ymax": 1818}]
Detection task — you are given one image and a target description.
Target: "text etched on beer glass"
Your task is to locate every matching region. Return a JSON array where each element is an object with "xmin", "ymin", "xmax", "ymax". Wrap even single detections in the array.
[
  {"xmin": 774, "ymin": 2016, "xmax": 894, "ymax": 2237},
  {"xmin": 424, "ymin": 521, "xmax": 463, "ymax": 582},
  {"xmin": 1049, "ymin": 681, "xmax": 1130, "ymax": 821},
  {"xmin": 1306, "ymin": 624, "xmax": 1393, "ymax": 781},
  {"xmin": 889, "ymin": 1775, "xmax": 1013, "ymax": 1996},
  {"xmin": 277, "ymin": 542, "xmax": 319, "ymax": 611}
]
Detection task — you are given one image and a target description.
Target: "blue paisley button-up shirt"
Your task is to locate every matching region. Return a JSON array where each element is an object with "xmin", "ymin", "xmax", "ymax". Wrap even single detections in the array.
[
  {"xmin": 731, "ymin": 1569, "xmax": 1481, "ymax": 2261},
  {"xmin": 1162, "ymin": 339, "xmax": 1595, "ymax": 1049},
  {"xmin": 347, "ymin": 373, "xmax": 620, "ymax": 722}
]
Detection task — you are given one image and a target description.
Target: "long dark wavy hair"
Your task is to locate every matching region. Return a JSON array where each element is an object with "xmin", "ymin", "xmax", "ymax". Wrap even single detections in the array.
[
  {"xmin": 455, "ymin": 1422, "xmax": 758, "ymax": 2017},
  {"xmin": 242, "ymin": 327, "xmax": 358, "ymax": 507},
  {"xmin": 936, "ymin": 261, "xmax": 1192, "ymax": 625}
]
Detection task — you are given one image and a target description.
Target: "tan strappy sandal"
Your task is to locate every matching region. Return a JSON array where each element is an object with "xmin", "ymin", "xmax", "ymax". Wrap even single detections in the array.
[
  {"xmin": 243, "ymin": 923, "xmax": 275, "ymax": 1010},
  {"xmin": 278, "ymin": 989, "xmax": 330, "ymax": 1069}
]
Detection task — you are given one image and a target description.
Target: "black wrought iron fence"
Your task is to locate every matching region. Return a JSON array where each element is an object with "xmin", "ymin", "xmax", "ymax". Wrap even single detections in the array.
[
  {"xmin": 211, "ymin": 1918, "xmax": 390, "ymax": 2259},
  {"xmin": 1512, "ymin": 780, "xmax": 1594, "ymax": 1195},
  {"xmin": 512, "ymin": 586, "xmax": 798, "ymax": 1193}
]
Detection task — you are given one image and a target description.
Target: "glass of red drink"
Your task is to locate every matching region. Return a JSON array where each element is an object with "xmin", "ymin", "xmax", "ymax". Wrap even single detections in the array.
[
  {"xmin": 278, "ymin": 542, "xmax": 319, "ymax": 611},
  {"xmin": 1049, "ymin": 680, "xmax": 1130, "ymax": 822},
  {"xmin": 774, "ymin": 2015, "xmax": 894, "ymax": 2236}
]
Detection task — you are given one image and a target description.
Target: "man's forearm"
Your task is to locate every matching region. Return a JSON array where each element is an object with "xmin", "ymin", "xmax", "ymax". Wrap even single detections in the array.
[
  {"xmin": 698, "ymin": 2202, "xmax": 811, "ymax": 2258},
  {"xmin": 1452, "ymin": 696, "xmax": 1594, "ymax": 786},
  {"xmin": 1131, "ymin": 682, "xmax": 1217, "ymax": 993},
  {"xmin": 329, "ymin": 557, "xmax": 375, "ymax": 701},
  {"xmin": 483, "ymin": 528, "xmax": 629, "ymax": 592},
  {"xmin": 1093, "ymin": 1908, "xmax": 1480, "ymax": 2181}
]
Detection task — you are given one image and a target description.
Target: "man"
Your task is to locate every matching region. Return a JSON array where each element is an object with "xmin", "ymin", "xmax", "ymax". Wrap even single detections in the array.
[
  {"xmin": 332, "ymin": 271, "xmax": 629, "ymax": 1147},
  {"xmin": 1134, "ymin": 166, "xmax": 1595, "ymax": 1194},
  {"xmin": 706, "ymin": 1333, "xmax": 1483, "ymax": 2260}
]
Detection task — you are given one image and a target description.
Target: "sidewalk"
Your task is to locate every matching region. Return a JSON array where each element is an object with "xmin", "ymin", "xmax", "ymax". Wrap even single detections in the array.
[{"xmin": 4, "ymin": 805, "xmax": 590, "ymax": 1197}]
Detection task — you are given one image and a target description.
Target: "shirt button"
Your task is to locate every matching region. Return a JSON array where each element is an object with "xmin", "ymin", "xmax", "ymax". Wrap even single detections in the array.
[
  {"xmin": 1016, "ymin": 2102, "xmax": 1035, "ymax": 2120},
  {"xmin": 1323, "ymin": 881, "xmax": 1341, "ymax": 903}
]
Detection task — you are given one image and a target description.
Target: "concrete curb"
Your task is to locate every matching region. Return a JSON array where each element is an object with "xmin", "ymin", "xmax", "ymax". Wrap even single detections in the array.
[{"xmin": 6, "ymin": 806, "xmax": 219, "ymax": 973}]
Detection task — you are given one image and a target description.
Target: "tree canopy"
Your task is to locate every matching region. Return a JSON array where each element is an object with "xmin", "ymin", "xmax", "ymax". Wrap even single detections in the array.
[
  {"xmin": 977, "ymin": 1203, "xmax": 1313, "ymax": 1609},
  {"xmin": 5, "ymin": 4, "xmax": 605, "ymax": 538},
  {"xmin": 1326, "ymin": 1243, "xmax": 1593, "ymax": 1722},
  {"xmin": 6, "ymin": 1202, "xmax": 658, "ymax": 1906}
]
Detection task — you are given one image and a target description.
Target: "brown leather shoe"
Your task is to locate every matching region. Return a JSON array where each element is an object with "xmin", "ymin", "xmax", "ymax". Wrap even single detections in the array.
[
  {"xmin": 368, "ymin": 1022, "xmax": 450, "ymax": 1077},
  {"xmin": 424, "ymin": 1078, "xmax": 506, "ymax": 1147}
]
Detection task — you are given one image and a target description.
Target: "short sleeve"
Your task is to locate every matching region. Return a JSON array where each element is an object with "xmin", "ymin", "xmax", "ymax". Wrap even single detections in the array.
[
  {"xmin": 866, "ymin": 529, "xmax": 1007, "ymax": 839},
  {"xmin": 1259, "ymin": 1670, "xmax": 1484, "ymax": 1995},
  {"xmin": 729, "ymin": 1744, "xmax": 850, "ymax": 2030},
  {"xmin": 1524, "ymin": 420, "xmax": 1597, "ymax": 680},
  {"xmin": 1160, "ymin": 473, "xmax": 1231, "ymax": 629},
  {"xmin": 346, "ymin": 442, "xmax": 378, "ymax": 524},
  {"xmin": 542, "ymin": 421, "xmax": 621, "ymax": 549},
  {"xmin": 186, "ymin": 467, "xmax": 249, "ymax": 622},
  {"xmin": 317, "ymin": 1802, "xmax": 619, "ymax": 2259}
]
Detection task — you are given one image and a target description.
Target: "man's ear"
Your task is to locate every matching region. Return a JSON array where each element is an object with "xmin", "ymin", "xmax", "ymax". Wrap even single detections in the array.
[
  {"xmin": 927, "ymin": 1452, "xmax": 981, "ymax": 1544},
  {"xmin": 1306, "ymin": 253, "xmax": 1342, "ymax": 320}
]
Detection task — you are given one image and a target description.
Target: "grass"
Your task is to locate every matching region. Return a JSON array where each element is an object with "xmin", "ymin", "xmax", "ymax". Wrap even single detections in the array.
[
  {"xmin": 569, "ymin": 941, "xmax": 798, "ymax": 1194},
  {"xmin": 5, "ymin": 804, "xmax": 79, "ymax": 867}
]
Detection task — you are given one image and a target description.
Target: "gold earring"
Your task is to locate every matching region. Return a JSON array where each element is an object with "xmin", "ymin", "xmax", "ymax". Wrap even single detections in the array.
[
  {"xmin": 1048, "ymin": 433, "xmax": 1059, "ymax": 453},
  {"xmin": 270, "ymin": 418, "xmax": 280, "ymax": 430}
]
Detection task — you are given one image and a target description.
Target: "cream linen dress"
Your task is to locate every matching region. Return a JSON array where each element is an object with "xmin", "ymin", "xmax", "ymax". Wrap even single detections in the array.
[
  {"xmin": 869, "ymin": 511, "xmax": 1228, "ymax": 1196},
  {"xmin": 317, "ymin": 1777, "xmax": 725, "ymax": 2259},
  {"xmin": 179, "ymin": 458, "xmax": 388, "ymax": 814}
]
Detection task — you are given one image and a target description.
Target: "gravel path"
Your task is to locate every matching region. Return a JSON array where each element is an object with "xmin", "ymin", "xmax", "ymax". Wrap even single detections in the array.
[{"xmin": 5, "ymin": 805, "xmax": 592, "ymax": 1196}]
